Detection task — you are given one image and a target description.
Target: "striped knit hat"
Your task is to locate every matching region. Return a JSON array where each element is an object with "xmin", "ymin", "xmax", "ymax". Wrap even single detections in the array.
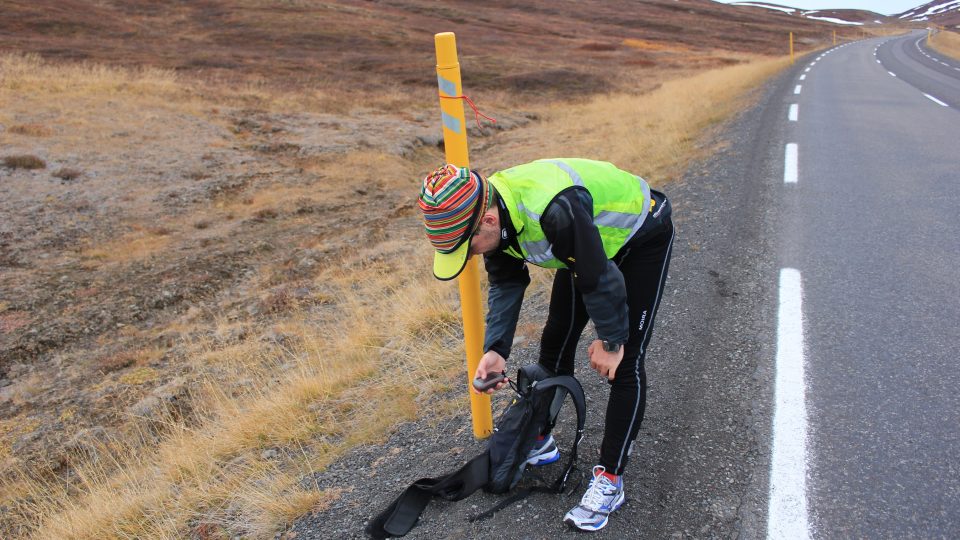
[{"xmin": 418, "ymin": 164, "xmax": 493, "ymax": 280}]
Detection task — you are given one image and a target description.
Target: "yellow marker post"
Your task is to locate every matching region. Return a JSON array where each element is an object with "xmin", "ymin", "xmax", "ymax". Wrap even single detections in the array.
[
  {"xmin": 790, "ymin": 32, "xmax": 795, "ymax": 64},
  {"xmin": 833, "ymin": 30, "xmax": 837, "ymax": 46},
  {"xmin": 434, "ymin": 32, "xmax": 493, "ymax": 439}
]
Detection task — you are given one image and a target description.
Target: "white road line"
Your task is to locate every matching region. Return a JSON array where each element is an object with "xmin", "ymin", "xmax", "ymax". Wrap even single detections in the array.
[
  {"xmin": 799, "ymin": 74, "xmax": 806, "ymax": 81},
  {"xmin": 784, "ymin": 144, "xmax": 798, "ymax": 184},
  {"xmin": 794, "ymin": 85, "xmax": 802, "ymax": 95},
  {"xmin": 767, "ymin": 267, "xmax": 811, "ymax": 540},
  {"xmin": 888, "ymin": 71, "xmax": 896, "ymax": 77},
  {"xmin": 804, "ymin": 67, "xmax": 811, "ymax": 73},
  {"xmin": 789, "ymin": 104, "xmax": 799, "ymax": 122},
  {"xmin": 876, "ymin": 59, "xmax": 881, "ymax": 64},
  {"xmin": 923, "ymin": 93, "xmax": 949, "ymax": 107}
]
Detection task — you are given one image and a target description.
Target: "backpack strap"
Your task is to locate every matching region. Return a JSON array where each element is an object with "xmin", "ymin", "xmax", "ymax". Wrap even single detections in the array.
[
  {"xmin": 468, "ymin": 486, "xmax": 533, "ymax": 522},
  {"xmin": 531, "ymin": 376, "xmax": 586, "ymax": 492},
  {"xmin": 366, "ymin": 452, "xmax": 489, "ymax": 539}
]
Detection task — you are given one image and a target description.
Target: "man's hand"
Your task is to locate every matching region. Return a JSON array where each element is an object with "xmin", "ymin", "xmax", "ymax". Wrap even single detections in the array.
[
  {"xmin": 473, "ymin": 350, "xmax": 508, "ymax": 394},
  {"xmin": 588, "ymin": 339, "xmax": 624, "ymax": 381}
]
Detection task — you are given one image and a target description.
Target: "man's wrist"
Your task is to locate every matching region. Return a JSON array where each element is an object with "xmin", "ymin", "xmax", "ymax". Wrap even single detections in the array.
[
  {"xmin": 485, "ymin": 346, "xmax": 509, "ymax": 360},
  {"xmin": 601, "ymin": 339, "xmax": 622, "ymax": 353}
]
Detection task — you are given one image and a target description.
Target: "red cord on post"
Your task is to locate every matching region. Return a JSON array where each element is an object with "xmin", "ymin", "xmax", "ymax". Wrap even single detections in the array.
[{"xmin": 439, "ymin": 94, "xmax": 497, "ymax": 130}]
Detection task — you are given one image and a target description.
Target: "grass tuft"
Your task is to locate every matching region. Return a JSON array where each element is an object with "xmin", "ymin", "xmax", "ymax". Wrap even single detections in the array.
[
  {"xmin": 3, "ymin": 155, "xmax": 46, "ymax": 170},
  {"xmin": 488, "ymin": 54, "xmax": 789, "ymax": 184},
  {"xmin": 118, "ymin": 367, "xmax": 160, "ymax": 386},
  {"xmin": 52, "ymin": 168, "xmax": 82, "ymax": 180},
  {"xmin": 96, "ymin": 352, "xmax": 138, "ymax": 374},
  {"xmin": 8, "ymin": 124, "xmax": 53, "ymax": 137}
]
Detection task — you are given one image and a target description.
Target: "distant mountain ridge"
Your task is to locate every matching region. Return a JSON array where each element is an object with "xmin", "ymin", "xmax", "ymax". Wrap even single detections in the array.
[
  {"xmin": 897, "ymin": 0, "xmax": 960, "ymax": 26},
  {"xmin": 728, "ymin": 0, "xmax": 959, "ymax": 27}
]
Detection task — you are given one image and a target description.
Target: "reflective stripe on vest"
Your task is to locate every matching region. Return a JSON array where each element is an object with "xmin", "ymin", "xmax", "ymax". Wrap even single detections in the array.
[
  {"xmin": 543, "ymin": 159, "xmax": 585, "ymax": 187},
  {"xmin": 523, "ymin": 238, "xmax": 554, "ymax": 264}
]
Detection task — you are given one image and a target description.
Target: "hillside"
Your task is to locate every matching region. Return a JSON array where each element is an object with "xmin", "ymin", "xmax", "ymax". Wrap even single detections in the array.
[{"xmin": 1, "ymin": 0, "xmax": 865, "ymax": 95}]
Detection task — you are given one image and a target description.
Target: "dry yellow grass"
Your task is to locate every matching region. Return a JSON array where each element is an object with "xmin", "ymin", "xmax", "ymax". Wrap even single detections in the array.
[
  {"xmin": 929, "ymin": 30, "xmax": 960, "ymax": 61},
  {"xmin": 861, "ymin": 27, "xmax": 913, "ymax": 38},
  {"xmin": 9, "ymin": 50, "xmax": 791, "ymax": 539},
  {"xmin": 214, "ymin": 151, "xmax": 416, "ymax": 223},
  {"xmin": 483, "ymin": 54, "xmax": 790, "ymax": 184},
  {"xmin": 623, "ymin": 38, "xmax": 691, "ymax": 52},
  {"xmin": 0, "ymin": 53, "xmax": 182, "ymax": 99},
  {"xmin": 20, "ymin": 248, "xmax": 466, "ymax": 538},
  {"xmin": 0, "ymin": 53, "xmax": 401, "ymax": 114},
  {"xmin": 81, "ymin": 228, "xmax": 175, "ymax": 265}
]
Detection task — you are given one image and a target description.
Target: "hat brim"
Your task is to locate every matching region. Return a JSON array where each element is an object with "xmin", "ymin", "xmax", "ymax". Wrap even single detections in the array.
[{"xmin": 433, "ymin": 238, "xmax": 471, "ymax": 281}]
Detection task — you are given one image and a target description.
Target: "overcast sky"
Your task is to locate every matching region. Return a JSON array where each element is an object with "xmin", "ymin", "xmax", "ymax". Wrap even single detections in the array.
[{"xmin": 710, "ymin": 1, "xmax": 926, "ymax": 16}]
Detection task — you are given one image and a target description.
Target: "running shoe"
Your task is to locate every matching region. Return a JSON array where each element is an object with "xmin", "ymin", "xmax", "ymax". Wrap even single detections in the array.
[
  {"xmin": 525, "ymin": 434, "xmax": 560, "ymax": 466},
  {"xmin": 563, "ymin": 465, "xmax": 625, "ymax": 531}
]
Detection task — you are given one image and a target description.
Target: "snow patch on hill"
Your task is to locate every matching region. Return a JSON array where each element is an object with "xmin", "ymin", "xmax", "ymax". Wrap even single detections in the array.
[
  {"xmin": 899, "ymin": 0, "xmax": 960, "ymax": 20},
  {"xmin": 806, "ymin": 15, "xmax": 864, "ymax": 25}
]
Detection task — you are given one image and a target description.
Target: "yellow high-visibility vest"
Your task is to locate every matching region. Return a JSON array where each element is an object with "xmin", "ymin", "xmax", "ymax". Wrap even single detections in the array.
[{"xmin": 487, "ymin": 158, "xmax": 651, "ymax": 268}]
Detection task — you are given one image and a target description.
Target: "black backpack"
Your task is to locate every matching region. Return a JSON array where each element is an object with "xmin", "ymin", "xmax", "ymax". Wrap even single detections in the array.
[{"xmin": 365, "ymin": 364, "xmax": 587, "ymax": 538}]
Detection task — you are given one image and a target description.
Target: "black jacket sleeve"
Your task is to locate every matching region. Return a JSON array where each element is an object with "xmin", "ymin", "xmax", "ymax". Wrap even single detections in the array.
[
  {"xmin": 482, "ymin": 250, "xmax": 530, "ymax": 359},
  {"xmin": 541, "ymin": 188, "xmax": 630, "ymax": 345}
]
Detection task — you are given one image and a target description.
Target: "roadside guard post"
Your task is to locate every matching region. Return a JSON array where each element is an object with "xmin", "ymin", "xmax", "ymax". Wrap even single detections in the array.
[
  {"xmin": 434, "ymin": 32, "xmax": 493, "ymax": 439},
  {"xmin": 789, "ymin": 32, "xmax": 794, "ymax": 64}
]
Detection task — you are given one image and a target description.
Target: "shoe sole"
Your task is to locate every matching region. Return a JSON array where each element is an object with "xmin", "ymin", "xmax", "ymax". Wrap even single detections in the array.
[
  {"xmin": 563, "ymin": 491, "xmax": 625, "ymax": 531},
  {"xmin": 525, "ymin": 447, "xmax": 560, "ymax": 466}
]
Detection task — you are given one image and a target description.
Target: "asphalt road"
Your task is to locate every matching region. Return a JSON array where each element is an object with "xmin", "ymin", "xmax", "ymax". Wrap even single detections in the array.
[
  {"xmin": 290, "ymin": 31, "xmax": 959, "ymax": 540},
  {"xmin": 776, "ymin": 31, "xmax": 960, "ymax": 538}
]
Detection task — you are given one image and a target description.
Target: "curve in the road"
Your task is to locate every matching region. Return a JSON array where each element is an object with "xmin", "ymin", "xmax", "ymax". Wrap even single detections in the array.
[{"xmin": 877, "ymin": 31, "xmax": 960, "ymax": 110}]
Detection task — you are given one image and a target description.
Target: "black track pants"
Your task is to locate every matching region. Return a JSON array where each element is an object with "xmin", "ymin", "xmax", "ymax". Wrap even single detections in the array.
[{"xmin": 538, "ymin": 209, "xmax": 674, "ymax": 476}]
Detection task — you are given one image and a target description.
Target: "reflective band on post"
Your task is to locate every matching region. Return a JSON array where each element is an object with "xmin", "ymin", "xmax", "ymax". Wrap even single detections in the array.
[
  {"xmin": 544, "ymin": 159, "xmax": 585, "ymax": 186},
  {"xmin": 437, "ymin": 74, "xmax": 457, "ymax": 97},
  {"xmin": 442, "ymin": 111, "xmax": 462, "ymax": 134}
]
